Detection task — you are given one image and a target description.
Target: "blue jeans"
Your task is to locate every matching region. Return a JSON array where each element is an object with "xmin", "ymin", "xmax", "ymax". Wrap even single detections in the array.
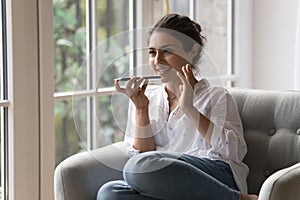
[{"xmin": 97, "ymin": 151, "xmax": 241, "ymax": 200}]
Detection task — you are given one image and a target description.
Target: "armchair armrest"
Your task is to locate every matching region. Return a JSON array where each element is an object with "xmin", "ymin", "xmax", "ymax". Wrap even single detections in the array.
[
  {"xmin": 54, "ymin": 142, "xmax": 129, "ymax": 200},
  {"xmin": 259, "ymin": 162, "xmax": 300, "ymax": 200}
]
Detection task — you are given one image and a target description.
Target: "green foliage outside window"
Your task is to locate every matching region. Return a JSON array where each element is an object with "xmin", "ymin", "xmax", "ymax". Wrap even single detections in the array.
[{"xmin": 54, "ymin": 0, "xmax": 129, "ymax": 166}]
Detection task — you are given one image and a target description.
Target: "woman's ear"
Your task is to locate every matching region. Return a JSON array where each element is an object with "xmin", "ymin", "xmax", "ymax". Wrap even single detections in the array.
[{"xmin": 189, "ymin": 43, "xmax": 200, "ymax": 61}]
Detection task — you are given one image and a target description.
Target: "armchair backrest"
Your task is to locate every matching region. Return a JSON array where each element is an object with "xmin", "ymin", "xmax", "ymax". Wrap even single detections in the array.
[{"xmin": 229, "ymin": 88, "xmax": 300, "ymax": 194}]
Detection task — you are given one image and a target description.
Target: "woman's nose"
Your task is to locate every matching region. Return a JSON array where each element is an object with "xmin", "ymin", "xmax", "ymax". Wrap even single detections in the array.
[{"xmin": 154, "ymin": 50, "xmax": 164, "ymax": 65}]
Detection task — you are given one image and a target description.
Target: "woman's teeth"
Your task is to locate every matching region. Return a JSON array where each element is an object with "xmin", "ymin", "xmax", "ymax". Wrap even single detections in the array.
[{"xmin": 157, "ymin": 68, "xmax": 171, "ymax": 75}]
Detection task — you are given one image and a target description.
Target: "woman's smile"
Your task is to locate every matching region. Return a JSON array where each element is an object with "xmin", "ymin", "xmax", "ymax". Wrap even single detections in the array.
[{"xmin": 155, "ymin": 65, "xmax": 172, "ymax": 76}]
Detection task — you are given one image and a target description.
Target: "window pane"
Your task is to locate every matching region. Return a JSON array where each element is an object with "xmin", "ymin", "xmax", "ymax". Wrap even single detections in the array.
[
  {"xmin": 197, "ymin": 0, "xmax": 228, "ymax": 75},
  {"xmin": 53, "ymin": 0, "xmax": 87, "ymax": 92},
  {"xmin": 95, "ymin": 0, "xmax": 130, "ymax": 146},
  {"xmin": 55, "ymin": 99, "xmax": 87, "ymax": 166},
  {"xmin": 96, "ymin": 94, "xmax": 128, "ymax": 148},
  {"xmin": 97, "ymin": 0, "xmax": 130, "ymax": 88},
  {"xmin": 168, "ymin": 0, "xmax": 190, "ymax": 15}
]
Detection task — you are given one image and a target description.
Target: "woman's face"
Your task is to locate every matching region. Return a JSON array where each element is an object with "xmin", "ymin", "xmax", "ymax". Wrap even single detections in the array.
[{"xmin": 148, "ymin": 31, "xmax": 193, "ymax": 83}]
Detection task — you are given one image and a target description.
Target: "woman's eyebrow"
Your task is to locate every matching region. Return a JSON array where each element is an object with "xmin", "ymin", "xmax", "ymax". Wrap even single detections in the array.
[
  {"xmin": 148, "ymin": 44, "xmax": 177, "ymax": 50},
  {"xmin": 160, "ymin": 44, "xmax": 176, "ymax": 49}
]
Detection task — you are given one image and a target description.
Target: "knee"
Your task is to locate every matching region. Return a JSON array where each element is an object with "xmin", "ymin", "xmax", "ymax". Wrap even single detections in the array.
[
  {"xmin": 123, "ymin": 152, "xmax": 177, "ymax": 190},
  {"xmin": 97, "ymin": 181, "xmax": 126, "ymax": 200},
  {"xmin": 124, "ymin": 151, "xmax": 175, "ymax": 175}
]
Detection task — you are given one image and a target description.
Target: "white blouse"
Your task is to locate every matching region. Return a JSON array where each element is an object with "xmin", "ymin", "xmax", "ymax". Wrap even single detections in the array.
[{"xmin": 124, "ymin": 78, "xmax": 249, "ymax": 194}]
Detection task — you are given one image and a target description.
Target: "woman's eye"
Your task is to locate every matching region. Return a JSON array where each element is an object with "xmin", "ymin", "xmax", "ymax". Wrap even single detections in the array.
[
  {"xmin": 148, "ymin": 50, "xmax": 156, "ymax": 55},
  {"xmin": 163, "ymin": 49, "xmax": 172, "ymax": 54}
]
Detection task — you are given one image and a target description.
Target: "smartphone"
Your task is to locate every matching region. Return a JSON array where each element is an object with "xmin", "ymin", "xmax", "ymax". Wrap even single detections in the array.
[{"xmin": 114, "ymin": 75, "xmax": 161, "ymax": 82}]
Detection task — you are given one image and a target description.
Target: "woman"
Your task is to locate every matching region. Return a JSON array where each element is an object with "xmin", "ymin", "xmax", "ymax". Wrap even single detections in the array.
[{"xmin": 97, "ymin": 13, "xmax": 258, "ymax": 200}]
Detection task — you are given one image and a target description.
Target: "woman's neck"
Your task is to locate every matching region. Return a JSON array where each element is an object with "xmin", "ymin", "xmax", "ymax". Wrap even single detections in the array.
[
  {"xmin": 165, "ymin": 85, "xmax": 179, "ymax": 100},
  {"xmin": 165, "ymin": 86, "xmax": 179, "ymax": 114},
  {"xmin": 165, "ymin": 79, "xmax": 181, "ymax": 98}
]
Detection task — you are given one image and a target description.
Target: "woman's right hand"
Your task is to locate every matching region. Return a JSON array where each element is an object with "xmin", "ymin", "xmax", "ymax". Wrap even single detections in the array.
[{"xmin": 115, "ymin": 76, "xmax": 149, "ymax": 110}]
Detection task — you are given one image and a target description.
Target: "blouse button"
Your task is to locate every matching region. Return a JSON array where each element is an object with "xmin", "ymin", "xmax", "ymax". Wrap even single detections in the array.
[{"xmin": 296, "ymin": 128, "xmax": 300, "ymax": 135}]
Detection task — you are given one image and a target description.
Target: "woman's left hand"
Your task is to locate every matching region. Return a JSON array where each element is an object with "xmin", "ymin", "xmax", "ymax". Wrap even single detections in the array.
[{"xmin": 177, "ymin": 64, "xmax": 198, "ymax": 111}]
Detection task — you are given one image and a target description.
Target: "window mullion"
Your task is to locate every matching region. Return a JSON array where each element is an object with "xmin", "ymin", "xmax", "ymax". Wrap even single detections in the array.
[
  {"xmin": 227, "ymin": 0, "xmax": 233, "ymax": 87},
  {"xmin": 129, "ymin": 0, "xmax": 137, "ymax": 75},
  {"xmin": 189, "ymin": 0, "xmax": 195, "ymax": 20},
  {"xmin": 86, "ymin": 0, "xmax": 98, "ymax": 150}
]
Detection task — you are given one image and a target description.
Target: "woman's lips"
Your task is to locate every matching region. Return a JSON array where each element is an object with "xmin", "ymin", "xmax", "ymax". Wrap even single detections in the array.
[{"xmin": 156, "ymin": 67, "xmax": 171, "ymax": 75}]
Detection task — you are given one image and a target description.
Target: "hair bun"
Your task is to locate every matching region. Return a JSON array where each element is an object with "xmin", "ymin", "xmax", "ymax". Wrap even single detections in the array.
[{"xmin": 193, "ymin": 21, "xmax": 202, "ymax": 33}]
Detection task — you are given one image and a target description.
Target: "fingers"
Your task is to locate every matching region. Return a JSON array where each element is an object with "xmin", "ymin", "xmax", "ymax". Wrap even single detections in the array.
[
  {"xmin": 177, "ymin": 71, "xmax": 187, "ymax": 84},
  {"xmin": 177, "ymin": 64, "xmax": 192, "ymax": 85},
  {"xmin": 126, "ymin": 76, "xmax": 144, "ymax": 89},
  {"xmin": 115, "ymin": 80, "xmax": 126, "ymax": 93},
  {"xmin": 179, "ymin": 84, "xmax": 184, "ymax": 93},
  {"xmin": 180, "ymin": 64, "xmax": 197, "ymax": 88},
  {"xmin": 182, "ymin": 64, "xmax": 193, "ymax": 80},
  {"xmin": 141, "ymin": 79, "xmax": 148, "ymax": 92},
  {"xmin": 126, "ymin": 76, "xmax": 137, "ymax": 90},
  {"xmin": 115, "ymin": 76, "xmax": 148, "ymax": 97},
  {"xmin": 136, "ymin": 76, "xmax": 146, "ymax": 89}
]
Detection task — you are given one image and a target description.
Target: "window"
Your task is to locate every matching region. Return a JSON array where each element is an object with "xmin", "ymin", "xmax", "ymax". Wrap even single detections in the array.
[
  {"xmin": 53, "ymin": 0, "xmax": 234, "ymax": 166},
  {"xmin": 53, "ymin": 0, "xmax": 88, "ymax": 165},
  {"xmin": 195, "ymin": 0, "xmax": 234, "ymax": 86},
  {"xmin": 53, "ymin": 0, "xmax": 131, "ymax": 166}
]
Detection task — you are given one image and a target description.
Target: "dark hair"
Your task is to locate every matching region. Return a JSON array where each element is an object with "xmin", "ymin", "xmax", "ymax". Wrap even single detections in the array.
[{"xmin": 149, "ymin": 13, "xmax": 206, "ymax": 64}]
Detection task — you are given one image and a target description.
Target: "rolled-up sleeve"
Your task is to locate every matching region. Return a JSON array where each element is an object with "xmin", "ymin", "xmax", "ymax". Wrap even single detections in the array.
[
  {"xmin": 203, "ymin": 88, "xmax": 247, "ymax": 163},
  {"xmin": 210, "ymin": 123, "xmax": 247, "ymax": 163}
]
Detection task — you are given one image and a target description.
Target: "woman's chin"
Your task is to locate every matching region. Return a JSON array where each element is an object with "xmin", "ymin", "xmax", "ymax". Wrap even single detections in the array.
[
  {"xmin": 160, "ymin": 77, "xmax": 177, "ymax": 84},
  {"xmin": 159, "ymin": 74, "xmax": 169, "ymax": 83},
  {"xmin": 160, "ymin": 79, "xmax": 168, "ymax": 84}
]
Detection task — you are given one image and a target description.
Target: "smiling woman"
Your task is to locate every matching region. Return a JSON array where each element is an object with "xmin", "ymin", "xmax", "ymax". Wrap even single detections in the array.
[
  {"xmin": 98, "ymin": 13, "xmax": 258, "ymax": 200},
  {"xmin": 52, "ymin": 1, "xmax": 240, "ymax": 199}
]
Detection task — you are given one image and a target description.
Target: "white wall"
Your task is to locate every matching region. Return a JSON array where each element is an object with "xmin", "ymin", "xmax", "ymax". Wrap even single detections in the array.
[
  {"xmin": 234, "ymin": 0, "xmax": 253, "ymax": 88},
  {"xmin": 252, "ymin": 0, "xmax": 298, "ymax": 90}
]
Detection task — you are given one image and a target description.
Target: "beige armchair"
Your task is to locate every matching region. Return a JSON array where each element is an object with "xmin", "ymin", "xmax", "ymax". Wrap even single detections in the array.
[{"xmin": 54, "ymin": 88, "xmax": 300, "ymax": 200}]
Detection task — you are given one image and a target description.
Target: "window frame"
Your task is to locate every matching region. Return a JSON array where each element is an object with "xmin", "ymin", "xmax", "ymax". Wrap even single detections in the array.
[
  {"xmin": 1, "ymin": 0, "xmax": 9, "ymax": 199},
  {"xmin": 5, "ymin": 0, "xmax": 54, "ymax": 199},
  {"xmin": 6, "ymin": 0, "xmax": 40, "ymax": 198},
  {"xmin": 53, "ymin": 0, "xmax": 236, "ymax": 151}
]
